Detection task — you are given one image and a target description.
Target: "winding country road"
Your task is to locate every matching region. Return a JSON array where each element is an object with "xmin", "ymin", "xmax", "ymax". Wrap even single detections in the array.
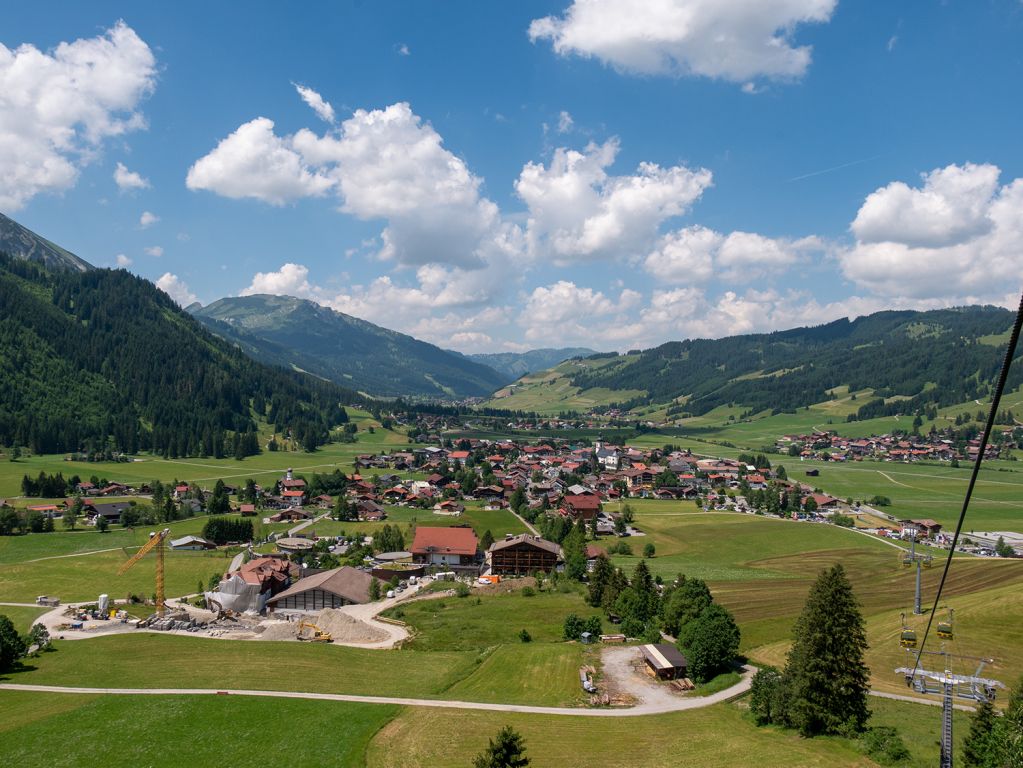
[{"xmin": 0, "ymin": 679, "xmax": 968, "ymax": 716}]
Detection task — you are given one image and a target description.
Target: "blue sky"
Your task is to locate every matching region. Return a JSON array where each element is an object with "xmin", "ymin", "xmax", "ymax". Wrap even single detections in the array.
[{"xmin": 3, "ymin": 1, "xmax": 1023, "ymax": 352}]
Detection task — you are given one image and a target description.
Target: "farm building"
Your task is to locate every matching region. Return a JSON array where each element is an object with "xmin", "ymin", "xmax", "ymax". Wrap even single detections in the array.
[
  {"xmin": 640, "ymin": 643, "xmax": 688, "ymax": 680},
  {"xmin": 488, "ymin": 534, "xmax": 562, "ymax": 575},
  {"xmin": 266, "ymin": 566, "xmax": 387, "ymax": 612},
  {"xmin": 169, "ymin": 535, "xmax": 216, "ymax": 550},
  {"xmin": 411, "ymin": 526, "xmax": 479, "ymax": 571}
]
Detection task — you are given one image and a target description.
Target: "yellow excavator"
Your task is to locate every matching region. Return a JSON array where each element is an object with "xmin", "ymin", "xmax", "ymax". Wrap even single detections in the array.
[
  {"xmin": 297, "ymin": 620, "xmax": 332, "ymax": 642},
  {"xmin": 118, "ymin": 528, "xmax": 171, "ymax": 616}
]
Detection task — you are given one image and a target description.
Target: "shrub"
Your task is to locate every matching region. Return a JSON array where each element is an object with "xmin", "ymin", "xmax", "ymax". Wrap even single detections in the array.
[
  {"xmin": 518, "ymin": 628, "xmax": 532, "ymax": 643},
  {"xmin": 455, "ymin": 581, "xmax": 471, "ymax": 598},
  {"xmin": 861, "ymin": 726, "xmax": 910, "ymax": 765},
  {"xmin": 521, "ymin": 586, "xmax": 535, "ymax": 597}
]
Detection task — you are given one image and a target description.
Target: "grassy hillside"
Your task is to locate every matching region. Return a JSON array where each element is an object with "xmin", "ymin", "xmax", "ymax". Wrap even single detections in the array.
[{"xmin": 487, "ymin": 308, "xmax": 1018, "ymax": 420}]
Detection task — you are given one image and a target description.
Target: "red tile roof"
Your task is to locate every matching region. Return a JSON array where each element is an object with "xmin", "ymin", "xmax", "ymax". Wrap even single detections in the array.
[{"xmin": 411, "ymin": 526, "xmax": 478, "ymax": 557}]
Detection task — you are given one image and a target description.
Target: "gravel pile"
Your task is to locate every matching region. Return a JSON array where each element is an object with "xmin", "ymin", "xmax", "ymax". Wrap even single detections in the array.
[
  {"xmin": 315, "ymin": 609, "xmax": 388, "ymax": 644},
  {"xmin": 254, "ymin": 620, "xmax": 299, "ymax": 641}
]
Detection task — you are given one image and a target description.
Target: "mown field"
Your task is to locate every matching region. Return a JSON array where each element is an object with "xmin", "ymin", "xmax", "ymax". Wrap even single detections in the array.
[
  {"xmin": 0, "ymin": 690, "xmax": 973, "ymax": 768},
  {"xmin": 0, "ymin": 691, "xmax": 398, "ymax": 768}
]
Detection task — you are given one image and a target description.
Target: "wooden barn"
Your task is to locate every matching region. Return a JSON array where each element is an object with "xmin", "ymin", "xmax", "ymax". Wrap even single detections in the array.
[
  {"xmin": 488, "ymin": 534, "xmax": 562, "ymax": 575},
  {"xmin": 640, "ymin": 643, "xmax": 688, "ymax": 680}
]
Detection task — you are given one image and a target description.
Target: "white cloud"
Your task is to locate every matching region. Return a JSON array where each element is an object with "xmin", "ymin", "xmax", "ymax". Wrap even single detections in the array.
[
  {"xmin": 843, "ymin": 163, "xmax": 1023, "ymax": 300},
  {"xmin": 887, "ymin": 35, "xmax": 898, "ymax": 52},
  {"xmin": 0, "ymin": 21, "xmax": 157, "ymax": 210},
  {"xmin": 186, "ymin": 117, "xmax": 334, "ymax": 205},
  {"xmin": 115, "ymin": 253, "xmax": 132, "ymax": 267},
  {"xmin": 529, "ymin": 0, "xmax": 837, "ymax": 83},
  {"xmin": 518, "ymin": 280, "xmax": 641, "ymax": 345},
  {"xmin": 241, "ymin": 262, "xmax": 313, "ymax": 296},
  {"xmin": 139, "ymin": 210, "xmax": 159, "ymax": 228},
  {"xmin": 851, "ymin": 163, "xmax": 999, "ymax": 248},
  {"xmin": 557, "ymin": 110, "xmax": 574, "ymax": 133},
  {"xmin": 156, "ymin": 272, "xmax": 197, "ymax": 306},
  {"xmin": 515, "ymin": 138, "xmax": 712, "ymax": 262},
  {"xmin": 396, "ymin": 43, "xmax": 411, "ymax": 56},
  {"xmin": 113, "ymin": 161, "xmax": 149, "ymax": 191},
  {"xmin": 645, "ymin": 226, "xmax": 823, "ymax": 284},
  {"xmin": 293, "ymin": 83, "xmax": 335, "ymax": 124},
  {"xmin": 144, "ymin": 245, "xmax": 163, "ymax": 257},
  {"xmin": 292, "ymin": 102, "xmax": 506, "ymax": 269}
]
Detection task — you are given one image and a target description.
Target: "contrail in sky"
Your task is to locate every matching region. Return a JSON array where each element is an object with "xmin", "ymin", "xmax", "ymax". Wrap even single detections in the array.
[{"xmin": 786, "ymin": 154, "xmax": 886, "ymax": 183}]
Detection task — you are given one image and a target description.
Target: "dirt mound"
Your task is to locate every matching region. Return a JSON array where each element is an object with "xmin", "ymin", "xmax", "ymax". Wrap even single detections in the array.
[
  {"xmin": 254, "ymin": 620, "xmax": 299, "ymax": 641},
  {"xmin": 315, "ymin": 608, "xmax": 388, "ymax": 644}
]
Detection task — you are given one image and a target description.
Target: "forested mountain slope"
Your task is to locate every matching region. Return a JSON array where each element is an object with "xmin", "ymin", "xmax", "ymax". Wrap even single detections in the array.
[
  {"xmin": 190, "ymin": 294, "xmax": 506, "ymax": 399},
  {"xmin": 493, "ymin": 308, "xmax": 1021, "ymax": 419},
  {"xmin": 0, "ymin": 255, "xmax": 358, "ymax": 456}
]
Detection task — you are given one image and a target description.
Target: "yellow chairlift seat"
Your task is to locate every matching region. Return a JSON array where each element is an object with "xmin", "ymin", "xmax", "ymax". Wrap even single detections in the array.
[
  {"xmin": 899, "ymin": 629, "xmax": 918, "ymax": 648},
  {"xmin": 937, "ymin": 622, "xmax": 954, "ymax": 640}
]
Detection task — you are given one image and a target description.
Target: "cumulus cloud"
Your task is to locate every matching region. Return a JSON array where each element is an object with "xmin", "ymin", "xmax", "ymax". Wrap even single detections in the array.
[
  {"xmin": 144, "ymin": 245, "xmax": 163, "ymax": 257},
  {"xmin": 241, "ymin": 262, "xmax": 313, "ymax": 296},
  {"xmin": 0, "ymin": 21, "xmax": 157, "ymax": 210},
  {"xmin": 851, "ymin": 163, "xmax": 999, "ymax": 248},
  {"xmin": 529, "ymin": 0, "xmax": 836, "ymax": 83},
  {"xmin": 115, "ymin": 253, "xmax": 132, "ymax": 267},
  {"xmin": 518, "ymin": 280, "xmax": 641, "ymax": 344},
  {"xmin": 293, "ymin": 83, "xmax": 335, "ymax": 123},
  {"xmin": 113, "ymin": 161, "xmax": 149, "ymax": 191},
  {"xmin": 842, "ymin": 163, "xmax": 1023, "ymax": 300},
  {"xmin": 396, "ymin": 43, "xmax": 411, "ymax": 56},
  {"xmin": 186, "ymin": 117, "xmax": 334, "ymax": 205},
  {"xmin": 645, "ymin": 226, "xmax": 823, "ymax": 284},
  {"xmin": 139, "ymin": 210, "xmax": 159, "ymax": 228},
  {"xmin": 515, "ymin": 138, "xmax": 712, "ymax": 262},
  {"xmin": 156, "ymin": 272, "xmax": 197, "ymax": 306},
  {"xmin": 293, "ymin": 102, "xmax": 505, "ymax": 268}
]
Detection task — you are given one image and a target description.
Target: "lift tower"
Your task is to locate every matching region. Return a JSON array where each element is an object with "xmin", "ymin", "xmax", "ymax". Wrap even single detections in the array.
[{"xmin": 901, "ymin": 526, "xmax": 932, "ymax": 615}]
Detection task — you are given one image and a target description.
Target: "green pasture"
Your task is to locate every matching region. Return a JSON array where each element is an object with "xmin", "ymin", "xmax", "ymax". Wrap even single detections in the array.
[
  {"xmin": 5, "ymin": 633, "xmax": 476, "ymax": 699},
  {"xmin": 295, "ymin": 505, "xmax": 528, "ymax": 543},
  {"xmin": 0, "ymin": 605, "xmax": 48, "ymax": 632},
  {"xmin": 0, "ymin": 548, "xmax": 232, "ymax": 603},
  {"xmin": 384, "ymin": 585, "xmax": 600, "ymax": 652},
  {"xmin": 0, "ymin": 691, "xmax": 397, "ymax": 768}
]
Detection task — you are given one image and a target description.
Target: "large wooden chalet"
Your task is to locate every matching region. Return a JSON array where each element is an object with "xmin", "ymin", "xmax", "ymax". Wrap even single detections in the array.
[{"xmin": 488, "ymin": 534, "xmax": 562, "ymax": 575}]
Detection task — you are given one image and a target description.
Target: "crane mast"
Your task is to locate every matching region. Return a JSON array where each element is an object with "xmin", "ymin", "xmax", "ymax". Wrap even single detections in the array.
[{"xmin": 118, "ymin": 528, "xmax": 171, "ymax": 615}]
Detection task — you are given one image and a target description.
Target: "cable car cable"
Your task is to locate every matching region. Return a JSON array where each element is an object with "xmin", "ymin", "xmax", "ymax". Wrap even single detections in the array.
[{"xmin": 912, "ymin": 291, "xmax": 1023, "ymax": 680}]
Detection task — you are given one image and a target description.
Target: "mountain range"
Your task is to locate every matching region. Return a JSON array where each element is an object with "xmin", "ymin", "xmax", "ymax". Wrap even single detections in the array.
[
  {"xmin": 466, "ymin": 348, "xmax": 596, "ymax": 381},
  {"xmin": 189, "ymin": 295, "xmax": 510, "ymax": 399},
  {"xmin": 489, "ymin": 308, "xmax": 1020, "ymax": 420}
]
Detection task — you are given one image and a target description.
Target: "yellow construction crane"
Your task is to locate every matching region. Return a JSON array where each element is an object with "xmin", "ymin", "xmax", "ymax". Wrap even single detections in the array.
[{"xmin": 118, "ymin": 528, "xmax": 171, "ymax": 616}]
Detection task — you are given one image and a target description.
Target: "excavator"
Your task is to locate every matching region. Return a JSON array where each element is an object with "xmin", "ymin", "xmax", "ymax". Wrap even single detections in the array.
[
  {"xmin": 297, "ymin": 620, "xmax": 333, "ymax": 642},
  {"xmin": 118, "ymin": 528, "xmax": 171, "ymax": 616}
]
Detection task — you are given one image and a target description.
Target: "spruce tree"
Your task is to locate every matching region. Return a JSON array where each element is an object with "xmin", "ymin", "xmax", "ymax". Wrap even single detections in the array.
[
  {"xmin": 1002, "ymin": 675, "xmax": 1023, "ymax": 768},
  {"xmin": 587, "ymin": 554, "xmax": 613, "ymax": 607},
  {"xmin": 962, "ymin": 698, "xmax": 1000, "ymax": 767},
  {"xmin": 782, "ymin": 563, "xmax": 870, "ymax": 736},
  {"xmin": 473, "ymin": 725, "xmax": 530, "ymax": 768}
]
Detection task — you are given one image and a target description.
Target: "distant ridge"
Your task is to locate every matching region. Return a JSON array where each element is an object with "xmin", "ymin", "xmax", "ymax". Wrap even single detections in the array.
[
  {"xmin": 468, "ymin": 348, "xmax": 597, "ymax": 381},
  {"xmin": 191, "ymin": 294, "xmax": 508, "ymax": 399},
  {"xmin": 0, "ymin": 212, "xmax": 93, "ymax": 272}
]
